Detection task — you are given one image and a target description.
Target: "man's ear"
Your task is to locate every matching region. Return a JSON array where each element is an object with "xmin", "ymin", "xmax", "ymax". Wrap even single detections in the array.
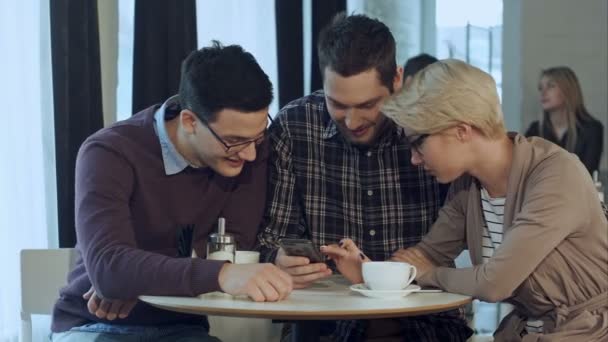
[
  {"xmin": 393, "ymin": 66, "xmax": 404, "ymax": 92},
  {"xmin": 180, "ymin": 109, "xmax": 198, "ymax": 134},
  {"xmin": 403, "ymin": 75, "xmax": 413, "ymax": 90}
]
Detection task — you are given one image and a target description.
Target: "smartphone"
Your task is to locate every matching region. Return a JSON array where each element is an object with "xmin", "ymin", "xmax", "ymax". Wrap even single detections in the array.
[
  {"xmin": 278, "ymin": 238, "xmax": 324, "ymax": 263},
  {"xmin": 417, "ymin": 286, "xmax": 443, "ymax": 293}
]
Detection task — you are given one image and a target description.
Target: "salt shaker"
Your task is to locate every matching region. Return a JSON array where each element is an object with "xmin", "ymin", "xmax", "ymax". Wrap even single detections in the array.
[{"xmin": 206, "ymin": 217, "xmax": 236, "ymax": 263}]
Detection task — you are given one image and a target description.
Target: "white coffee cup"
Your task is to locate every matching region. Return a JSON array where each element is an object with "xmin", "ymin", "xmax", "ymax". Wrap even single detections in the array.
[
  {"xmin": 362, "ymin": 261, "xmax": 417, "ymax": 291},
  {"xmin": 235, "ymin": 250, "xmax": 260, "ymax": 264}
]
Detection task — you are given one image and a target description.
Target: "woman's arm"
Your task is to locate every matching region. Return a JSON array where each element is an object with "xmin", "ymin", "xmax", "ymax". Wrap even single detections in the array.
[
  {"xmin": 415, "ymin": 177, "xmax": 470, "ymax": 266},
  {"xmin": 420, "ymin": 154, "xmax": 590, "ymax": 302}
]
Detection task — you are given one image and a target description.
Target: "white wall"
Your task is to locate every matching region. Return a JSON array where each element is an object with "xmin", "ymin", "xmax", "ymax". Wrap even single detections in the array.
[{"xmin": 503, "ymin": 0, "xmax": 608, "ymax": 174}]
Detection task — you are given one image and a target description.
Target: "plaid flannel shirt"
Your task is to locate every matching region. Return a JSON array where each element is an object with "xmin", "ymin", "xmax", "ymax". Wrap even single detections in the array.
[{"xmin": 258, "ymin": 91, "xmax": 471, "ymax": 342}]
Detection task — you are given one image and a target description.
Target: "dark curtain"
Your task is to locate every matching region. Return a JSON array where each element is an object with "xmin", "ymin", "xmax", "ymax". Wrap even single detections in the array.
[
  {"xmin": 132, "ymin": 0, "xmax": 197, "ymax": 113},
  {"xmin": 275, "ymin": 0, "xmax": 304, "ymax": 108},
  {"xmin": 310, "ymin": 0, "xmax": 346, "ymax": 92},
  {"xmin": 50, "ymin": 0, "xmax": 104, "ymax": 247}
]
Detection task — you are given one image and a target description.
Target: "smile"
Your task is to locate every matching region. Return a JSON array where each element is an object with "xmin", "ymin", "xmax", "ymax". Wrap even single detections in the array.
[
  {"xmin": 350, "ymin": 126, "xmax": 370, "ymax": 137},
  {"xmin": 225, "ymin": 158, "xmax": 244, "ymax": 167}
]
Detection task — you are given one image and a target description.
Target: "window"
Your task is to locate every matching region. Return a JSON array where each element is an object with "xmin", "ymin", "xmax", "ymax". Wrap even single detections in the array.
[
  {"xmin": 0, "ymin": 0, "xmax": 56, "ymax": 339},
  {"xmin": 196, "ymin": 0, "xmax": 279, "ymax": 116},
  {"xmin": 116, "ymin": 0, "xmax": 134, "ymax": 121},
  {"xmin": 436, "ymin": 0, "xmax": 503, "ymax": 97}
]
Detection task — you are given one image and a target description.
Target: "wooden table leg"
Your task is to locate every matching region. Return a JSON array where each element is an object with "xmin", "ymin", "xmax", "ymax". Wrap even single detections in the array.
[{"xmin": 291, "ymin": 320, "xmax": 321, "ymax": 342}]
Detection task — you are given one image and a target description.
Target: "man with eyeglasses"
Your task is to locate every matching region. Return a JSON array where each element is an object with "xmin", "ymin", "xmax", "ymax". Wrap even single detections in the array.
[{"xmin": 50, "ymin": 41, "xmax": 292, "ymax": 342}]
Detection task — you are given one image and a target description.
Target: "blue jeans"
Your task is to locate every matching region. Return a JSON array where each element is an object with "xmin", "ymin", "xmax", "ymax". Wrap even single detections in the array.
[{"xmin": 50, "ymin": 323, "xmax": 222, "ymax": 342}]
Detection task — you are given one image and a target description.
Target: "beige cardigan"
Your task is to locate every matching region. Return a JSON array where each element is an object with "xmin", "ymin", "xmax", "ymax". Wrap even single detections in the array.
[{"xmin": 417, "ymin": 134, "xmax": 607, "ymax": 341}]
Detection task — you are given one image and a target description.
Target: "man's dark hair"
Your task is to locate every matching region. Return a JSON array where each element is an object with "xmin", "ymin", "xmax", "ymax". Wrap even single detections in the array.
[
  {"xmin": 179, "ymin": 40, "xmax": 273, "ymax": 122},
  {"xmin": 403, "ymin": 53, "xmax": 438, "ymax": 81},
  {"xmin": 317, "ymin": 13, "xmax": 397, "ymax": 92}
]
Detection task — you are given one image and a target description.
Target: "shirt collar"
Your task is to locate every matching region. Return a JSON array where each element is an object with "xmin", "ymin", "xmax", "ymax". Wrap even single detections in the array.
[
  {"xmin": 322, "ymin": 115, "xmax": 340, "ymax": 139},
  {"xmin": 154, "ymin": 95, "xmax": 191, "ymax": 175}
]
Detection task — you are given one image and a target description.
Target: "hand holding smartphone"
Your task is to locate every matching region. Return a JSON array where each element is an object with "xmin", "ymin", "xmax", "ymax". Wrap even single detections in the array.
[{"xmin": 278, "ymin": 238, "xmax": 324, "ymax": 263}]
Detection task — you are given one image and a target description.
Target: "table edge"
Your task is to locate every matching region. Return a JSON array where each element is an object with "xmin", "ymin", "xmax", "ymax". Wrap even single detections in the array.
[{"xmin": 139, "ymin": 295, "xmax": 472, "ymax": 320}]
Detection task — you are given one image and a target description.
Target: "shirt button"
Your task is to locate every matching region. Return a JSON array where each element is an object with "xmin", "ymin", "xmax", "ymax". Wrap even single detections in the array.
[
  {"xmin": 369, "ymin": 229, "xmax": 376, "ymax": 236},
  {"xmin": 366, "ymin": 151, "xmax": 372, "ymax": 157},
  {"xmin": 367, "ymin": 190, "xmax": 373, "ymax": 196}
]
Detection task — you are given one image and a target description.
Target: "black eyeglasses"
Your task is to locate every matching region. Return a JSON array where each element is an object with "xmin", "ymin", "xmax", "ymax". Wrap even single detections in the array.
[
  {"xmin": 200, "ymin": 114, "xmax": 274, "ymax": 153},
  {"xmin": 409, "ymin": 133, "xmax": 429, "ymax": 155}
]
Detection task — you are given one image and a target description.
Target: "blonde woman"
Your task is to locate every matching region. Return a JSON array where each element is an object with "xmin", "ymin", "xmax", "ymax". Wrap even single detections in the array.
[
  {"xmin": 525, "ymin": 66, "xmax": 603, "ymax": 174},
  {"xmin": 321, "ymin": 59, "xmax": 607, "ymax": 341}
]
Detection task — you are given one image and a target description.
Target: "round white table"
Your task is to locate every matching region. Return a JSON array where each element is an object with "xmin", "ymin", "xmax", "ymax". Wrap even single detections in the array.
[{"xmin": 140, "ymin": 276, "xmax": 471, "ymax": 341}]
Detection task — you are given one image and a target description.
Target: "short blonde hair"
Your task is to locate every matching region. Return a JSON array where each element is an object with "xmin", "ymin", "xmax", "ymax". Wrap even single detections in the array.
[{"xmin": 383, "ymin": 59, "xmax": 505, "ymax": 138}]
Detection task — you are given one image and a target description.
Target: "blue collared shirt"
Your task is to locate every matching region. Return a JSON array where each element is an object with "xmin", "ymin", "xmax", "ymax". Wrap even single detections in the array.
[{"xmin": 154, "ymin": 95, "xmax": 193, "ymax": 175}]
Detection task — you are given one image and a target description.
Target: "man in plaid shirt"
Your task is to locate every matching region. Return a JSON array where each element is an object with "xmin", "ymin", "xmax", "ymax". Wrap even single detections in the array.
[{"xmin": 258, "ymin": 13, "xmax": 473, "ymax": 342}]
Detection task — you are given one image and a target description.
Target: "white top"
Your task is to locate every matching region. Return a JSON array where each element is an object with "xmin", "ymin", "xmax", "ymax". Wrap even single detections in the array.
[{"xmin": 139, "ymin": 275, "xmax": 471, "ymax": 320}]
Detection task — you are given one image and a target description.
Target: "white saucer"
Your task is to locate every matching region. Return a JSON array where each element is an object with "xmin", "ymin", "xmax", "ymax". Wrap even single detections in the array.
[{"xmin": 350, "ymin": 284, "xmax": 421, "ymax": 299}]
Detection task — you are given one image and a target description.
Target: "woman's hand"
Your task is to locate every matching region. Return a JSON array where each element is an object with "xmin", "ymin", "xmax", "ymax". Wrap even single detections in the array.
[
  {"xmin": 320, "ymin": 238, "xmax": 370, "ymax": 284},
  {"xmin": 391, "ymin": 247, "xmax": 436, "ymax": 279}
]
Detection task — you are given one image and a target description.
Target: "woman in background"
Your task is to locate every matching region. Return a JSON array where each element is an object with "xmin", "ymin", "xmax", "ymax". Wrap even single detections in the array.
[
  {"xmin": 525, "ymin": 66, "xmax": 603, "ymax": 174},
  {"xmin": 322, "ymin": 60, "xmax": 607, "ymax": 341}
]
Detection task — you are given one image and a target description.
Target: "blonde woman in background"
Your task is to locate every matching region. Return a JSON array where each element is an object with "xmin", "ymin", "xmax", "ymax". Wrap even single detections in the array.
[
  {"xmin": 525, "ymin": 66, "xmax": 604, "ymax": 174},
  {"xmin": 321, "ymin": 59, "xmax": 607, "ymax": 341}
]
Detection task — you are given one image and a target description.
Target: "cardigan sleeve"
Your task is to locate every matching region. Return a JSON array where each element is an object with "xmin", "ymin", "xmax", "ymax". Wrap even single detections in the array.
[
  {"xmin": 416, "ymin": 176, "xmax": 470, "ymax": 267},
  {"xmin": 418, "ymin": 153, "xmax": 592, "ymax": 302}
]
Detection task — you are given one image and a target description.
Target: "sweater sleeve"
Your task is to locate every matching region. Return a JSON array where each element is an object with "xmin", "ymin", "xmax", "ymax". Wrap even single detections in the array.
[
  {"xmin": 76, "ymin": 138, "xmax": 226, "ymax": 300},
  {"xmin": 419, "ymin": 153, "xmax": 590, "ymax": 302}
]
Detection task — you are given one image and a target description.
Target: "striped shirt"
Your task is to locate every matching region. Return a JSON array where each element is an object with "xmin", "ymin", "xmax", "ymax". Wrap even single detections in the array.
[
  {"xmin": 480, "ymin": 188, "xmax": 544, "ymax": 334},
  {"xmin": 258, "ymin": 91, "xmax": 470, "ymax": 342},
  {"xmin": 480, "ymin": 187, "xmax": 505, "ymax": 262}
]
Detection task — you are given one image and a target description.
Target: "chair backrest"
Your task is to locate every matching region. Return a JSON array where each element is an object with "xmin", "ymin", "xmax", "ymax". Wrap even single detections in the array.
[{"xmin": 20, "ymin": 248, "xmax": 77, "ymax": 316}]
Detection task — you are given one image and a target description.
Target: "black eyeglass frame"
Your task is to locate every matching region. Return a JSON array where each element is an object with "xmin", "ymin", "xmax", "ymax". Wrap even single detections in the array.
[
  {"xmin": 409, "ymin": 133, "xmax": 429, "ymax": 155},
  {"xmin": 199, "ymin": 113, "xmax": 274, "ymax": 153}
]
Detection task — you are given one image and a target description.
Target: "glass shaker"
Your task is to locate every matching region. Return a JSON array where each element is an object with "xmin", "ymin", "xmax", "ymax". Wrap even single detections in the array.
[{"xmin": 206, "ymin": 217, "xmax": 236, "ymax": 263}]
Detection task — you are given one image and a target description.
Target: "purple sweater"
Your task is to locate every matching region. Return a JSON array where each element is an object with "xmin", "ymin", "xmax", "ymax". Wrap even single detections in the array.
[{"xmin": 51, "ymin": 105, "xmax": 268, "ymax": 332}]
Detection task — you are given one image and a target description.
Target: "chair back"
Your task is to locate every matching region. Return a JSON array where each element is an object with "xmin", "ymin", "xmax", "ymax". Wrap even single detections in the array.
[{"xmin": 20, "ymin": 248, "xmax": 77, "ymax": 342}]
